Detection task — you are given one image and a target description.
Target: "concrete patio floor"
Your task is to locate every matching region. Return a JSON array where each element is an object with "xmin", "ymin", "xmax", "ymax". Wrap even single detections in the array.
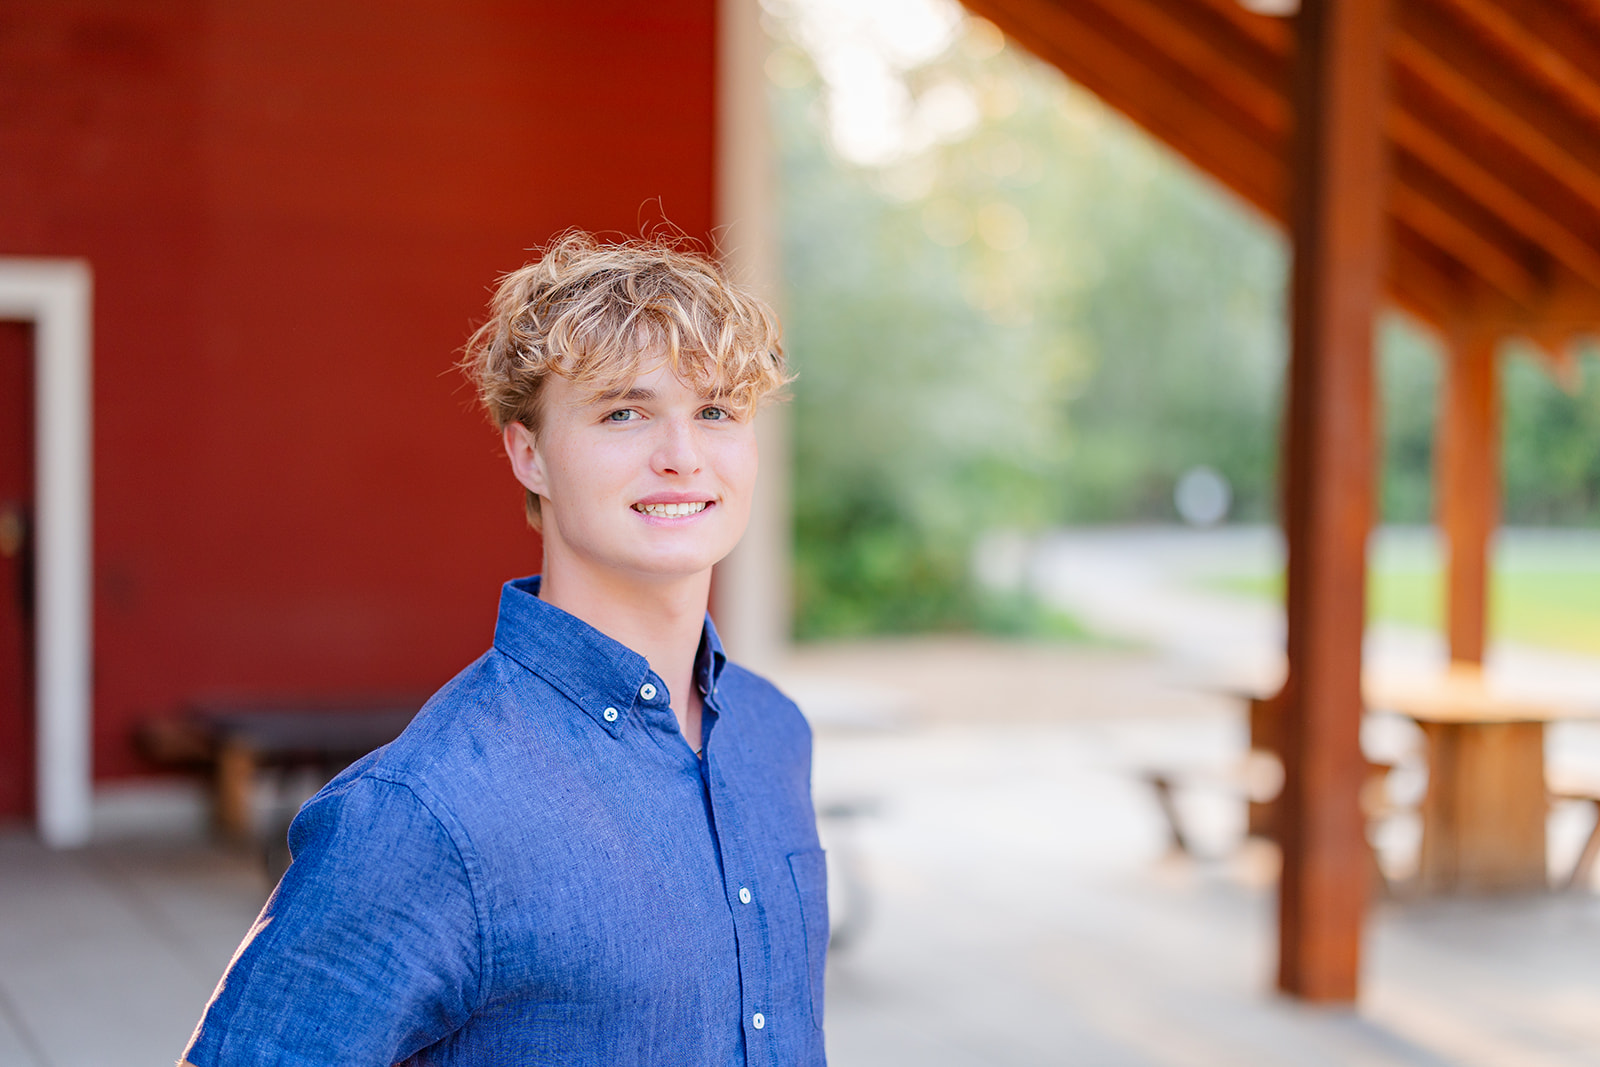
[
  {"xmin": 3, "ymin": 637, "xmax": 1599, "ymax": 1065},
  {"xmin": 792, "ymin": 638, "xmax": 1600, "ymax": 1067}
]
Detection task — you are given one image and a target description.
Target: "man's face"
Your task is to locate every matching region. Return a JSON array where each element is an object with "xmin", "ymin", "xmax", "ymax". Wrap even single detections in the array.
[{"xmin": 505, "ymin": 359, "xmax": 758, "ymax": 587}]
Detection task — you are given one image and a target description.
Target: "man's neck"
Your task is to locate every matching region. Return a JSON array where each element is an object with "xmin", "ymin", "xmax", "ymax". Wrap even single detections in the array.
[{"xmin": 537, "ymin": 557, "xmax": 710, "ymax": 742}]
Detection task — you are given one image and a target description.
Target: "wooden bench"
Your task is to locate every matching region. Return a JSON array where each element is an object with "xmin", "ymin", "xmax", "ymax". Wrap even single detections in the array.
[
  {"xmin": 1141, "ymin": 692, "xmax": 1397, "ymax": 891},
  {"xmin": 1550, "ymin": 786, "xmax": 1600, "ymax": 891},
  {"xmin": 138, "ymin": 703, "xmax": 418, "ymax": 848}
]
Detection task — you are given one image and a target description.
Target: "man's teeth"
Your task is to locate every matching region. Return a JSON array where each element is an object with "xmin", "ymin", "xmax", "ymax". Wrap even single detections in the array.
[{"xmin": 635, "ymin": 501, "xmax": 708, "ymax": 517}]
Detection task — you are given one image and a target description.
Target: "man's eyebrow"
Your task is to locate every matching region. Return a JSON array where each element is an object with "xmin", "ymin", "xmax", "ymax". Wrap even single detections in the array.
[
  {"xmin": 594, "ymin": 386, "xmax": 657, "ymax": 402},
  {"xmin": 591, "ymin": 385, "xmax": 733, "ymax": 403}
]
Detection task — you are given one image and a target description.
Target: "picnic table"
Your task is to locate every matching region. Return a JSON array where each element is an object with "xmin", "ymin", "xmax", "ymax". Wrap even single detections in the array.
[
  {"xmin": 1366, "ymin": 665, "xmax": 1600, "ymax": 894},
  {"xmin": 1159, "ymin": 666, "xmax": 1600, "ymax": 895}
]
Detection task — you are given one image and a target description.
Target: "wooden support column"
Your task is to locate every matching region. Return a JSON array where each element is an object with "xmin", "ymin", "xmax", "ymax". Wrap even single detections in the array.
[
  {"xmin": 1438, "ymin": 331, "xmax": 1500, "ymax": 665},
  {"xmin": 1277, "ymin": 0, "xmax": 1391, "ymax": 1003}
]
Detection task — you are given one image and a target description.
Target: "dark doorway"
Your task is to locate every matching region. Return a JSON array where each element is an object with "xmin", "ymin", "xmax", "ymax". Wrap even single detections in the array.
[{"xmin": 0, "ymin": 320, "xmax": 35, "ymax": 820}]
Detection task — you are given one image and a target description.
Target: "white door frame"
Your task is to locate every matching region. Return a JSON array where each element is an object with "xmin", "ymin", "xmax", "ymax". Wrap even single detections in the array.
[{"xmin": 0, "ymin": 258, "xmax": 93, "ymax": 848}]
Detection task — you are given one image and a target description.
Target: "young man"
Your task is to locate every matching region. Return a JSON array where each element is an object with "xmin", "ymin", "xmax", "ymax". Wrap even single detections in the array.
[{"xmin": 181, "ymin": 233, "xmax": 827, "ymax": 1066}]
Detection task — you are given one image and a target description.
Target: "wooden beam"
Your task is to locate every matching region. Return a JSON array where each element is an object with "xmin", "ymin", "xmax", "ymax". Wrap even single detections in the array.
[
  {"xmin": 1437, "ymin": 329, "xmax": 1501, "ymax": 664},
  {"xmin": 1069, "ymin": 0, "xmax": 1600, "ymax": 325},
  {"xmin": 1569, "ymin": 0, "xmax": 1600, "ymax": 32},
  {"xmin": 1389, "ymin": 155, "xmax": 1544, "ymax": 307},
  {"xmin": 1388, "ymin": 217, "xmax": 1475, "ymax": 323},
  {"xmin": 1278, "ymin": 0, "xmax": 1389, "ymax": 1003},
  {"xmin": 1433, "ymin": 0, "xmax": 1600, "ymax": 129},
  {"xmin": 970, "ymin": 0, "xmax": 1600, "ymax": 336},
  {"xmin": 1388, "ymin": 101, "xmax": 1600, "ymax": 292},
  {"xmin": 1103, "ymin": 0, "xmax": 1290, "ymax": 137},
  {"xmin": 959, "ymin": 0, "xmax": 1287, "ymax": 216},
  {"xmin": 1197, "ymin": 0, "xmax": 1600, "ymax": 299},
  {"xmin": 1395, "ymin": 0, "xmax": 1600, "ymax": 215},
  {"xmin": 1191, "ymin": 0, "xmax": 1294, "ymax": 55}
]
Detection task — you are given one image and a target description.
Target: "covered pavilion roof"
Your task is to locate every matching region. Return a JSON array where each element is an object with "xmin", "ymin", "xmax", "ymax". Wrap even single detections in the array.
[{"xmin": 962, "ymin": 0, "xmax": 1600, "ymax": 355}]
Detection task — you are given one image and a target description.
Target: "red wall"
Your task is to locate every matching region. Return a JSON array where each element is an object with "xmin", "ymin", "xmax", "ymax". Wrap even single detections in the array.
[{"xmin": 0, "ymin": 0, "xmax": 717, "ymax": 788}]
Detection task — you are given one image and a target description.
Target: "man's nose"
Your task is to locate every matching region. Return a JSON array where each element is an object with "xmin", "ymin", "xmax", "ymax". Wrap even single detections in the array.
[{"xmin": 652, "ymin": 418, "xmax": 703, "ymax": 475}]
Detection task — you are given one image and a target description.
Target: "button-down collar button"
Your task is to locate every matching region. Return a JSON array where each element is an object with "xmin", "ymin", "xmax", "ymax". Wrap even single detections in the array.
[
  {"xmin": 603, "ymin": 706, "xmax": 619, "ymax": 722},
  {"xmin": 752, "ymin": 1012, "xmax": 765, "ymax": 1030},
  {"xmin": 639, "ymin": 682, "xmax": 657, "ymax": 701},
  {"xmin": 738, "ymin": 886, "xmax": 751, "ymax": 905}
]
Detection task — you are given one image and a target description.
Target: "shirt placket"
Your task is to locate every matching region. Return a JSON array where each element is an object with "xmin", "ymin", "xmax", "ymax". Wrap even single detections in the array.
[{"xmin": 699, "ymin": 704, "xmax": 774, "ymax": 1067}]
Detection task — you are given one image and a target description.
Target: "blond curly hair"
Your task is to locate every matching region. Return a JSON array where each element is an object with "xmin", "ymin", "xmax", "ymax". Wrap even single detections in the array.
[{"xmin": 462, "ymin": 231, "xmax": 789, "ymax": 529}]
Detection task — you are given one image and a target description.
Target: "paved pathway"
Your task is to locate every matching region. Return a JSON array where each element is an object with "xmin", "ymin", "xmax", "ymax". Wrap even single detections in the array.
[{"xmin": 1023, "ymin": 524, "xmax": 1600, "ymax": 702}]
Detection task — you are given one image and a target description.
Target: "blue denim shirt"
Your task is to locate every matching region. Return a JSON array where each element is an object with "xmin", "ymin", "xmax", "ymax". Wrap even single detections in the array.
[{"xmin": 183, "ymin": 577, "xmax": 827, "ymax": 1066}]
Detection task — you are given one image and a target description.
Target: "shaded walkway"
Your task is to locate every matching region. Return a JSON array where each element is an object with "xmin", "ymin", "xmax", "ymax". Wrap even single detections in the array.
[{"xmin": 782, "ymin": 637, "xmax": 1600, "ymax": 1066}]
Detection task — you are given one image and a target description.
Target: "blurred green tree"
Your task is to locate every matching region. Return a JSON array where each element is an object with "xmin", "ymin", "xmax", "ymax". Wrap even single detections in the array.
[
  {"xmin": 1502, "ymin": 344, "xmax": 1600, "ymax": 524},
  {"xmin": 768, "ymin": 1, "xmax": 1600, "ymax": 639}
]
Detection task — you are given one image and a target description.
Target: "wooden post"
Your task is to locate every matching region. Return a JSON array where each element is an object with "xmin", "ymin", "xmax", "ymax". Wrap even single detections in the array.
[
  {"xmin": 1277, "ymin": 0, "xmax": 1391, "ymax": 1003},
  {"xmin": 1438, "ymin": 332, "xmax": 1500, "ymax": 665}
]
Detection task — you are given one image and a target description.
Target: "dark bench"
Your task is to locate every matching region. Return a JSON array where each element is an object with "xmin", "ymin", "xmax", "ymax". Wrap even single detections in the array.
[{"xmin": 138, "ymin": 703, "xmax": 419, "ymax": 848}]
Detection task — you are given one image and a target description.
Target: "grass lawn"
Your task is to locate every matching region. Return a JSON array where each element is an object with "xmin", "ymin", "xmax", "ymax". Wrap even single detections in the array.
[{"xmin": 1214, "ymin": 556, "xmax": 1600, "ymax": 657}]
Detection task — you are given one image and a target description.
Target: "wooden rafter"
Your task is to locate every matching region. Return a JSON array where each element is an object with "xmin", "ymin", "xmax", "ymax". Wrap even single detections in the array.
[
  {"xmin": 1032, "ymin": 1, "xmax": 1569, "ymax": 314},
  {"xmin": 1216, "ymin": 0, "xmax": 1600, "ymax": 307},
  {"xmin": 1189, "ymin": 0, "xmax": 1293, "ymax": 53},
  {"xmin": 1434, "ymin": 0, "xmax": 1600, "ymax": 126},
  {"xmin": 964, "ymin": 0, "xmax": 1481, "ymax": 320},
  {"xmin": 1391, "ymin": 153, "xmax": 1545, "ymax": 307},
  {"xmin": 969, "ymin": 0, "xmax": 1600, "ymax": 340},
  {"xmin": 1390, "ymin": 220, "xmax": 1477, "ymax": 322},
  {"xmin": 1396, "ymin": 0, "xmax": 1600, "ymax": 215},
  {"xmin": 960, "ymin": 0, "xmax": 1287, "ymax": 214},
  {"xmin": 1091, "ymin": 0, "xmax": 1288, "ymax": 137},
  {"xmin": 1387, "ymin": 105, "xmax": 1600, "ymax": 291},
  {"xmin": 1137, "ymin": 0, "xmax": 1600, "ymax": 323}
]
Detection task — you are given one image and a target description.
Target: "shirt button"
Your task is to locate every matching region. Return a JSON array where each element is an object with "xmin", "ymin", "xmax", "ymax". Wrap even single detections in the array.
[
  {"xmin": 752, "ymin": 1012, "xmax": 765, "ymax": 1030},
  {"xmin": 738, "ymin": 887, "xmax": 751, "ymax": 905},
  {"xmin": 639, "ymin": 683, "xmax": 657, "ymax": 701},
  {"xmin": 603, "ymin": 707, "xmax": 619, "ymax": 722}
]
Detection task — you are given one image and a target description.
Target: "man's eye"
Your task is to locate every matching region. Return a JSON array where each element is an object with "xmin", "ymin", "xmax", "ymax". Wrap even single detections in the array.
[
  {"xmin": 700, "ymin": 406, "xmax": 730, "ymax": 421},
  {"xmin": 605, "ymin": 409, "xmax": 639, "ymax": 423}
]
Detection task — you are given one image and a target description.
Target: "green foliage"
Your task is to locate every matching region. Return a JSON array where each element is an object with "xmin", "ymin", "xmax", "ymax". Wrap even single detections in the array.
[
  {"xmin": 774, "ymin": 13, "xmax": 1289, "ymax": 637},
  {"xmin": 1503, "ymin": 344, "xmax": 1600, "ymax": 524},
  {"xmin": 971, "ymin": 589, "xmax": 1100, "ymax": 641},
  {"xmin": 771, "ymin": 6, "xmax": 1600, "ymax": 640},
  {"xmin": 793, "ymin": 496, "xmax": 976, "ymax": 637},
  {"xmin": 1378, "ymin": 319, "xmax": 1441, "ymax": 524},
  {"xmin": 1377, "ymin": 333, "xmax": 1600, "ymax": 527}
]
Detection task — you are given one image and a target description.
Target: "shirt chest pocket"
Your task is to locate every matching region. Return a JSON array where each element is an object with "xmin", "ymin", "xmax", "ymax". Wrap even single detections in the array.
[{"xmin": 786, "ymin": 849, "xmax": 828, "ymax": 1031}]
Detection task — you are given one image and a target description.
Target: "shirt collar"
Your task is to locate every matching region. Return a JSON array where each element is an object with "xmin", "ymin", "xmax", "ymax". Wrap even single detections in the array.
[{"xmin": 492, "ymin": 575, "xmax": 728, "ymax": 737}]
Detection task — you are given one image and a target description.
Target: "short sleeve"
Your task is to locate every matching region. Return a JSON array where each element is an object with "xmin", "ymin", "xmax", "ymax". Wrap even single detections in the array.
[{"xmin": 182, "ymin": 775, "xmax": 483, "ymax": 1066}]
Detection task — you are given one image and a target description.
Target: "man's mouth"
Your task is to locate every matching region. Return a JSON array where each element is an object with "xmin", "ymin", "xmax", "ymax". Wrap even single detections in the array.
[{"xmin": 632, "ymin": 501, "xmax": 710, "ymax": 518}]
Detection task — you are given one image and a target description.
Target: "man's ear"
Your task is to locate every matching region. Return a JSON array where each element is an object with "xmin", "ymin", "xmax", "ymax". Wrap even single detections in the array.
[{"xmin": 503, "ymin": 422, "xmax": 549, "ymax": 499}]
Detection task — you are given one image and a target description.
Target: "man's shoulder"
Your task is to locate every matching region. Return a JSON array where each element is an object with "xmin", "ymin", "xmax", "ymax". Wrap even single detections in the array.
[
  {"xmin": 334, "ymin": 648, "xmax": 560, "ymax": 802},
  {"xmin": 717, "ymin": 660, "xmax": 795, "ymax": 707},
  {"xmin": 715, "ymin": 661, "xmax": 811, "ymax": 747}
]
